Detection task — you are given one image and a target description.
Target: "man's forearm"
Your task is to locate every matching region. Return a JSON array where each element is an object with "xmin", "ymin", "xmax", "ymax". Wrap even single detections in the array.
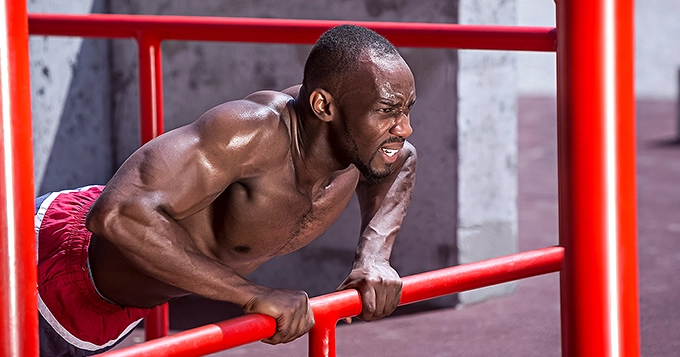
[{"xmin": 354, "ymin": 142, "xmax": 417, "ymax": 266}]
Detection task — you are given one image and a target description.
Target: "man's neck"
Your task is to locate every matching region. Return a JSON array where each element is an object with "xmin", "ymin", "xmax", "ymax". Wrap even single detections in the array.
[{"xmin": 289, "ymin": 90, "xmax": 351, "ymax": 196}]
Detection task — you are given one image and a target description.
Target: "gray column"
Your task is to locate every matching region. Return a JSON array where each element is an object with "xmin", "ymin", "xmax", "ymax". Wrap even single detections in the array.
[
  {"xmin": 29, "ymin": 0, "xmax": 114, "ymax": 195},
  {"xmin": 457, "ymin": 0, "xmax": 519, "ymax": 305}
]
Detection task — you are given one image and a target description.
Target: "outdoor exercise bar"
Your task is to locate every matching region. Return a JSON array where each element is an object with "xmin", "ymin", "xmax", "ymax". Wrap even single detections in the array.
[
  {"xmin": 556, "ymin": 0, "xmax": 639, "ymax": 355},
  {"xmin": 0, "ymin": 0, "xmax": 640, "ymax": 355},
  {"xmin": 0, "ymin": 1, "xmax": 38, "ymax": 356},
  {"xmin": 26, "ymin": 13, "xmax": 558, "ymax": 342},
  {"xmin": 98, "ymin": 246, "xmax": 565, "ymax": 357}
]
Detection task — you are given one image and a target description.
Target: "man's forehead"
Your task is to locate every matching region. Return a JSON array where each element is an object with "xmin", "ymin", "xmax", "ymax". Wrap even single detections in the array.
[
  {"xmin": 337, "ymin": 51, "xmax": 414, "ymax": 102},
  {"xmin": 365, "ymin": 56, "xmax": 415, "ymax": 101},
  {"xmin": 358, "ymin": 49, "xmax": 405, "ymax": 72}
]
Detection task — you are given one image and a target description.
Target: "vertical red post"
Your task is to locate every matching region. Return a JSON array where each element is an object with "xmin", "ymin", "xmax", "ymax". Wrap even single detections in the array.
[
  {"xmin": 0, "ymin": 0, "xmax": 39, "ymax": 356},
  {"xmin": 137, "ymin": 34, "xmax": 169, "ymax": 340},
  {"xmin": 308, "ymin": 318, "xmax": 336, "ymax": 357},
  {"xmin": 145, "ymin": 303, "xmax": 169, "ymax": 342},
  {"xmin": 556, "ymin": 0, "xmax": 640, "ymax": 356},
  {"xmin": 137, "ymin": 34, "xmax": 164, "ymax": 144}
]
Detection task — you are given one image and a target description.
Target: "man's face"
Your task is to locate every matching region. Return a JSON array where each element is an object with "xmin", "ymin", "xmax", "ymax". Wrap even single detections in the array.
[{"xmin": 335, "ymin": 53, "xmax": 416, "ymax": 182}]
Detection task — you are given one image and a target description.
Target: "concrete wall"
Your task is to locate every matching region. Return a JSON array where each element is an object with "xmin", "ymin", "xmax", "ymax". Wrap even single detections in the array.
[
  {"xmin": 517, "ymin": 0, "xmax": 680, "ymax": 100},
  {"xmin": 457, "ymin": 0, "xmax": 518, "ymax": 304},
  {"xmin": 29, "ymin": 0, "xmax": 113, "ymax": 194}
]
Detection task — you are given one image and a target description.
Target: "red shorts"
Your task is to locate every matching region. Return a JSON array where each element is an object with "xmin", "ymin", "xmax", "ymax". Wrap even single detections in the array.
[{"xmin": 36, "ymin": 186, "xmax": 151, "ymax": 354}]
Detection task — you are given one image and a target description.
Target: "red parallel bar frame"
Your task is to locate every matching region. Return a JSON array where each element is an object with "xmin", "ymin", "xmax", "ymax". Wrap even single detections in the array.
[
  {"xmin": 27, "ymin": 13, "xmax": 557, "ymax": 341},
  {"xmin": 97, "ymin": 246, "xmax": 564, "ymax": 357},
  {"xmin": 557, "ymin": 0, "xmax": 639, "ymax": 356},
  {"xmin": 0, "ymin": 0, "xmax": 39, "ymax": 356},
  {"xmin": 27, "ymin": 13, "xmax": 557, "ymax": 52}
]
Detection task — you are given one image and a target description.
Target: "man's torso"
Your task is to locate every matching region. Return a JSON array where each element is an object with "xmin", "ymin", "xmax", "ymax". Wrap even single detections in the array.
[{"xmin": 89, "ymin": 91, "xmax": 361, "ymax": 307}]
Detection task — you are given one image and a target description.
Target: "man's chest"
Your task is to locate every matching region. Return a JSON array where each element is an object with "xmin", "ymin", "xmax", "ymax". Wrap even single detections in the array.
[{"xmin": 217, "ymin": 168, "xmax": 360, "ymax": 256}]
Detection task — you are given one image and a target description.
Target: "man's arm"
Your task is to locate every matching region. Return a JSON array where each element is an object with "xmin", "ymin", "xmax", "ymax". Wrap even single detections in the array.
[
  {"xmin": 86, "ymin": 99, "xmax": 313, "ymax": 344},
  {"xmin": 337, "ymin": 141, "xmax": 417, "ymax": 321}
]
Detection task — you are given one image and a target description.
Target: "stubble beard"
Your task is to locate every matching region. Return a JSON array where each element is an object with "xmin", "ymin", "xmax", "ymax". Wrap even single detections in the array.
[{"xmin": 344, "ymin": 131, "xmax": 392, "ymax": 184}]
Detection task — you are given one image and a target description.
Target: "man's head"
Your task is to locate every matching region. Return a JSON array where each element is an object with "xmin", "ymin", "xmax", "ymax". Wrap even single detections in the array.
[
  {"xmin": 302, "ymin": 24, "xmax": 399, "ymax": 95},
  {"xmin": 302, "ymin": 25, "xmax": 416, "ymax": 182}
]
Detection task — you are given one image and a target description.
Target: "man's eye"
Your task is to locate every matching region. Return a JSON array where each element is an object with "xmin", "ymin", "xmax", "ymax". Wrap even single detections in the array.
[{"xmin": 379, "ymin": 108, "xmax": 394, "ymax": 113}]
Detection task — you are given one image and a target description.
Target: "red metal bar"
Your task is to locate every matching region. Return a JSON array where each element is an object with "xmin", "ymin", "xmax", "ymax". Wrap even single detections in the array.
[
  {"xmin": 28, "ymin": 13, "xmax": 557, "ymax": 52},
  {"xmin": 400, "ymin": 246, "xmax": 564, "ymax": 305},
  {"xmin": 102, "ymin": 314, "xmax": 276, "ymax": 357},
  {"xmin": 307, "ymin": 289, "xmax": 364, "ymax": 357},
  {"xmin": 137, "ymin": 34, "xmax": 164, "ymax": 145},
  {"xmin": 0, "ymin": 0, "xmax": 38, "ymax": 356},
  {"xmin": 556, "ymin": 0, "xmax": 639, "ymax": 356},
  {"xmin": 144, "ymin": 303, "xmax": 169, "ymax": 341},
  {"xmin": 98, "ymin": 246, "xmax": 564, "ymax": 357}
]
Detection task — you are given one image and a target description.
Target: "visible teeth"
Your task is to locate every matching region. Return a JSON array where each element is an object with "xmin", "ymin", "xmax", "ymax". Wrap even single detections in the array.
[{"xmin": 382, "ymin": 148, "xmax": 398, "ymax": 157}]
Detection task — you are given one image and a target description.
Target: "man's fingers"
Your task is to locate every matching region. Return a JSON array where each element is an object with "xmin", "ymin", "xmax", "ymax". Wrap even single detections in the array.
[
  {"xmin": 375, "ymin": 288, "xmax": 387, "ymax": 318},
  {"xmin": 253, "ymin": 289, "xmax": 314, "ymax": 345},
  {"xmin": 336, "ymin": 277, "xmax": 359, "ymax": 292},
  {"xmin": 383, "ymin": 282, "xmax": 403, "ymax": 316},
  {"xmin": 360, "ymin": 286, "xmax": 377, "ymax": 321},
  {"xmin": 369, "ymin": 279, "xmax": 402, "ymax": 319}
]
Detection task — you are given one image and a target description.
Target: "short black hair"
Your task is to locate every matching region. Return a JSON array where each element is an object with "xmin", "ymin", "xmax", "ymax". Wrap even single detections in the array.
[{"xmin": 302, "ymin": 24, "xmax": 399, "ymax": 95}]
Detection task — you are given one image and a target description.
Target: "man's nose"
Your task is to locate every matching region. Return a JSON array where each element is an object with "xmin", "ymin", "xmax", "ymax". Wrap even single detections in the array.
[{"xmin": 390, "ymin": 113, "xmax": 413, "ymax": 138}]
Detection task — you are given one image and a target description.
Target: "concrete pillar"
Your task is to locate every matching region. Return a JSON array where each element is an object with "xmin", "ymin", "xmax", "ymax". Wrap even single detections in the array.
[
  {"xmin": 457, "ymin": 0, "xmax": 519, "ymax": 305},
  {"xmin": 29, "ymin": 0, "xmax": 113, "ymax": 195}
]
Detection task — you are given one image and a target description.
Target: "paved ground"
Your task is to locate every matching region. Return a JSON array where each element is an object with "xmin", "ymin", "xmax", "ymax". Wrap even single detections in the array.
[{"xmin": 114, "ymin": 97, "xmax": 680, "ymax": 356}]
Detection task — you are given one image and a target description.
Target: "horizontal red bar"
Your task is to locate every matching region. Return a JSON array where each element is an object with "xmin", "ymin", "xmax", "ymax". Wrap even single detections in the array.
[
  {"xmin": 400, "ymin": 245, "xmax": 564, "ymax": 305},
  {"xmin": 98, "ymin": 246, "xmax": 563, "ymax": 357},
  {"xmin": 28, "ymin": 14, "xmax": 556, "ymax": 52}
]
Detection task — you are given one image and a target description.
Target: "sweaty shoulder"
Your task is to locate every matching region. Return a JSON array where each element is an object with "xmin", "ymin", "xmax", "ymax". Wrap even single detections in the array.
[{"xmin": 192, "ymin": 90, "xmax": 294, "ymax": 173}]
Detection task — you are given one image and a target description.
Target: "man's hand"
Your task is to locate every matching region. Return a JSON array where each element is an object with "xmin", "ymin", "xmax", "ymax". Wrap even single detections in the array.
[
  {"xmin": 337, "ymin": 262, "xmax": 402, "ymax": 322},
  {"xmin": 242, "ymin": 288, "xmax": 315, "ymax": 344}
]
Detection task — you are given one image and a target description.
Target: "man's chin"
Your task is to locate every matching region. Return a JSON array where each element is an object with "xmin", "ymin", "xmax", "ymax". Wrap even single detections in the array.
[{"xmin": 359, "ymin": 164, "xmax": 392, "ymax": 184}]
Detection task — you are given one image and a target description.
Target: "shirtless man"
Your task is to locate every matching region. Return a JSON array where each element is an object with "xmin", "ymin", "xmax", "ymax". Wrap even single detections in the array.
[{"xmin": 35, "ymin": 24, "xmax": 416, "ymax": 356}]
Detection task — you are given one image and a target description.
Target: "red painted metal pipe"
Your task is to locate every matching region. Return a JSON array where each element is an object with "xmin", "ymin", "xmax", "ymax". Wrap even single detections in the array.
[
  {"xmin": 144, "ymin": 303, "xmax": 169, "ymax": 341},
  {"xmin": 28, "ymin": 13, "xmax": 557, "ymax": 52},
  {"xmin": 556, "ymin": 0, "xmax": 640, "ymax": 356},
  {"xmin": 0, "ymin": 0, "xmax": 39, "ymax": 356},
  {"xmin": 400, "ymin": 246, "xmax": 564, "ymax": 306},
  {"xmin": 137, "ymin": 34, "xmax": 164, "ymax": 145},
  {"xmin": 98, "ymin": 246, "xmax": 563, "ymax": 357}
]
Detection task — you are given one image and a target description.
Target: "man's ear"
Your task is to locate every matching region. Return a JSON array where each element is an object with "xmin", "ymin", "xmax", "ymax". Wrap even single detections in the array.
[{"xmin": 309, "ymin": 89, "xmax": 335, "ymax": 122}]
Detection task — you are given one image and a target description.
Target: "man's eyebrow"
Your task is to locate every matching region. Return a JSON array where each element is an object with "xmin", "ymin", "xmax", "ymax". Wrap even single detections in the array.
[{"xmin": 379, "ymin": 98, "xmax": 399, "ymax": 106}]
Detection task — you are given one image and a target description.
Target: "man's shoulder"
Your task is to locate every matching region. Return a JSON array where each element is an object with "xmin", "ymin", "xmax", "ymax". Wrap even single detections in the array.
[
  {"xmin": 203, "ymin": 90, "xmax": 292, "ymax": 128},
  {"xmin": 192, "ymin": 91, "xmax": 293, "ymax": 160},
  {"xmin": 243, "ymin": 89, "xmax": 295, "ymax": 111}
]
